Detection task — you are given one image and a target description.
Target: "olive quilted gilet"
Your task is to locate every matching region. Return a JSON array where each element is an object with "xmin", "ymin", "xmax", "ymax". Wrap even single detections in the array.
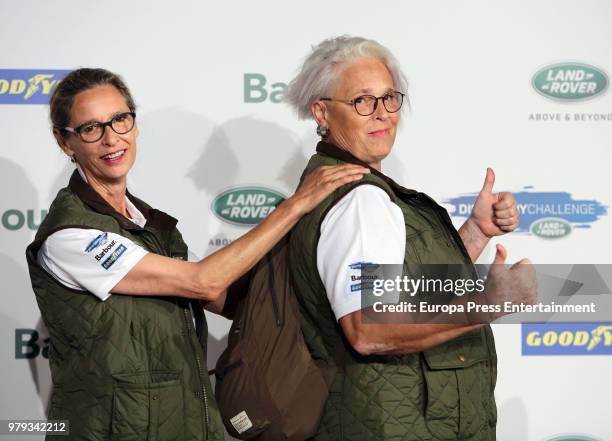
[
  {"xmin": 288, "ymin": 142, "xmax": 497, "ymax": 441},
  {"xmin": 25, "ymin": 171, "xmax": 225, "ymax": 441}
]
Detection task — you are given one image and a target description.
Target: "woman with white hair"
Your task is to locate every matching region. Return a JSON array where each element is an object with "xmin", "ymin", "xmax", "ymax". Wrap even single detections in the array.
[{"xmin": 286, "ymin": 36, "xmax": 521, "ymax": 441}]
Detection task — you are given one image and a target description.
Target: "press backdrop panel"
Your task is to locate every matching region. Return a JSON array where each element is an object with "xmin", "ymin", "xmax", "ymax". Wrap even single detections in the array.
[{"xmin": 1, "ymin": 1, "xmax": 611, "ymax": 440}]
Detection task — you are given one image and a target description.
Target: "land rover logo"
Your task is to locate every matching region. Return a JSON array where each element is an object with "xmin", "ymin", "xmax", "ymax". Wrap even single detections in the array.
[
  {"xmin": 532, "ymin": 63, "xmax": 609, "ymax": 101},
  {"xmin": 530, "ymin": 217, "xmax": 572, "ymax": 239},
  {"xmin": 212, "ymin": 187, "xmax": 285, "ymax": 226}
]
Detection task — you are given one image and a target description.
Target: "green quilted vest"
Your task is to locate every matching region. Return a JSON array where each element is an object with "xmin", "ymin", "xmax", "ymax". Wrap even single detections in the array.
[
  {"xmin": 288, "ymin": 142, "xmax": 497, "ymax": 441},
  {"xmin": 25, "ymin": 171, "xmax": 225, "ymax": 441}
]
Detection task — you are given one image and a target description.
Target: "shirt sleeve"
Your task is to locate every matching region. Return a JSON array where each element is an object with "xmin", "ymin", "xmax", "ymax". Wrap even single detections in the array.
[
  {"xmin": 37, "ymin": 228, "xmax": 148, "ymax": 301},
  {"xmin": 317, "ymin": 185, "xmax": 406, "ymax": 321}
]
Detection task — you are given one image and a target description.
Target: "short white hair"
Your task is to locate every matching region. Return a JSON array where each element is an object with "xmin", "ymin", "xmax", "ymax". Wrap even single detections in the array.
[{"xmin": 285, "ymin": 35, "xmax": 409, "ymax": 120}]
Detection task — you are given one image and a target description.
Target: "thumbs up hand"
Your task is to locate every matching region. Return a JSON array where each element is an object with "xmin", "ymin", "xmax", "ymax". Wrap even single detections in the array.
[
  {"xmin": 482, "ymin": 243, "xmax": 537, "ymax": 322},
  {"xmin": 469, "ymin": 168, "xmax": 520, "ymax": 238}
]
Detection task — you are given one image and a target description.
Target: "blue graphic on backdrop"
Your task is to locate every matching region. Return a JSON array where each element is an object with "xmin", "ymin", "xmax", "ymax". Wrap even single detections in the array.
[
  {"xmin": 522, "ymin": 323, "xmax": 612, "ymax": 355},
  {"xmin": 0, "ymin": 69, "xmax": 70, "ymax": 104},
  {"xmin": 444, "ymin": 188, "xmax": 608, "ymax": 239}
]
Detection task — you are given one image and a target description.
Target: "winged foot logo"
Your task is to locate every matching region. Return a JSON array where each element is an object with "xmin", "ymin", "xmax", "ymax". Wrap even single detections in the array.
[{"xmin": 0, "ymin": 69, "xmax": 70, "ymax": 104}]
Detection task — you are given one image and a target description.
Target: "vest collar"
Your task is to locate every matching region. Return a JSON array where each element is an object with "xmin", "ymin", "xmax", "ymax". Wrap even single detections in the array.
[
  {"xmin": 315, "ymin": 141, "xmax": 417, "ymax": 195},
  {"xmin": 68, "ymin": 170, "xmax": 178, "ymax": 231}
]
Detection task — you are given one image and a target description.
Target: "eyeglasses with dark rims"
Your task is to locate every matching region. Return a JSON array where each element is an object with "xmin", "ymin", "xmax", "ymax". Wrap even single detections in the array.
[
  {"xmin": 320, "ymin": 91, "xmax": 404, "ymax": 116},
  {"xmin": 61, "ymin": 112, "xmax": 136, "ymax": 143}
]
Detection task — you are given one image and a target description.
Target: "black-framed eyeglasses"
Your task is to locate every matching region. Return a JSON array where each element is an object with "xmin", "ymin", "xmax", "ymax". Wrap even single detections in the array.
[
  {"xmin": 62, "ymin": 112, "xmax": 136, "ymax": 143},
  {"xmin": 320, "ymin": 91, "xmax": 404, "ymax": 116}
]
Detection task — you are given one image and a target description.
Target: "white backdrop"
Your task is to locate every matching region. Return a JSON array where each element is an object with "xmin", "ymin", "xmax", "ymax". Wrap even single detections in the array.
[{"xmin": 1, "ymin": 1, "xmax": 611, "ymax": 440}]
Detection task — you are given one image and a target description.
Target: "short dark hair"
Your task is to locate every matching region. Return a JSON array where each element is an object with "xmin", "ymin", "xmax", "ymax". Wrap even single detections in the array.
[{"xmin": 50, "ymin": 68, "xmax": 136, "ymax": 137}]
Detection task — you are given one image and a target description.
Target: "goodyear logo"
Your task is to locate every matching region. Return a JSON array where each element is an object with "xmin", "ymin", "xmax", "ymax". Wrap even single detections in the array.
[
  {"xmin": 350, "ymin": 282, "xmax": 374, "ymax": 292},
  {"xmin": 522, "ymin": 323, "xmax": 612, "ymax": 355},
  {"xmin": 532, "ymin": 63, "xmax": 609, "ymax": 101},
  {"xmin": 0, "ymin": 69, "xmax": 70, "ymax": 104},
  {"xmin": 212, "ymin": 187, "xmax": 285, "ymax": 226},
  {"xmin": 101, "ymin": 243, "xmax": 126, "ymax": 270},
  {"xmin": 444, "ymin": 189, "xmax": 608, "ymax": 239}
]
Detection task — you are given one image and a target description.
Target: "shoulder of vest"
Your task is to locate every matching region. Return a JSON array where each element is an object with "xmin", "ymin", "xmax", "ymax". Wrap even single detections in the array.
[
  {"xmin": 42, "ymin": 188, "xmax": 121, "ymax": 233},
  {"xmin": 292, "ymin": 156, "xmax": 402, "ymax": 263},
  {"xmin": 302, "ymin": 153, "xmax": 398, "ymax": 210},
  {"xmin": 27, "ymin": 186, "xmax": 126, "ymax": 259}
]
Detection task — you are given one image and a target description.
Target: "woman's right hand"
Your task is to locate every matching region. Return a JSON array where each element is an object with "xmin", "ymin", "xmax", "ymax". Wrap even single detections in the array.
[{"xmin": 287, "ymin": 164, "xmax": 370, "ymax": 215}]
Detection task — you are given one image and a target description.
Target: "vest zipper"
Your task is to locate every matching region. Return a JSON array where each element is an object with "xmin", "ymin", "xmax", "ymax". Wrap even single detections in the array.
[
  {"xmin": 183, "ymin": 307, "xmax": 210, "ymax": 440},
  {"xmin": 144, "ymin": 228, "xmax": 210, "ymax": 438}
]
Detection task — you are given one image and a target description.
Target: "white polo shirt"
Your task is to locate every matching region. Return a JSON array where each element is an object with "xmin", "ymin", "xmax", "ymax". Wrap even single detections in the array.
[
  {"xmin": 317, "ymin": 185, "xmax": 406, "ymax": 321},
  {"xmin": 37, "ymin": 167, "xmax": 148, "ymax": 301}
]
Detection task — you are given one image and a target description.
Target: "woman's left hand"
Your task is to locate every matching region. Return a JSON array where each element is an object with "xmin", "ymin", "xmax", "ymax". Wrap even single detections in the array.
[
  {"xmin": 289, "ymin": 164, "xmax": 370, "ymax": 215},
  {"xmin": 469, "ymin": 168, "xmax": 520, "ymax": 238}
]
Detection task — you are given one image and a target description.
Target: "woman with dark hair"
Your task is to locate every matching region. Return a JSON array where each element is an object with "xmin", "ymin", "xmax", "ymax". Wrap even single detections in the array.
[{"xmin": 25, "ymin": 67, "xmax": 368, "ymax": 441}]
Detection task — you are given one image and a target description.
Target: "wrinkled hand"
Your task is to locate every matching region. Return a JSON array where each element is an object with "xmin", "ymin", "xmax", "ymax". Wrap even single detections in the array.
[
  {"xmin": 470, "ymin": 168, "xmax": 519, "ymax": 238},
  {"xmin": 289, "ymin": 164, "xmax": 370, "ymax": 215},
  {"xmin": 483, "ymin": 244, "xmax": 537, "ymax": 321}
]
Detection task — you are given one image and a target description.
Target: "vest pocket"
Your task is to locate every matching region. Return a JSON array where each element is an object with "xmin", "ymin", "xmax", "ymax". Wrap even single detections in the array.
[
  {"xmin": 421, "ymin": 333, "xmax": 491, "ymax": 440},
  {"xmin": 111, "ymin": 371, "xmax": 184, "ymax": 441}
]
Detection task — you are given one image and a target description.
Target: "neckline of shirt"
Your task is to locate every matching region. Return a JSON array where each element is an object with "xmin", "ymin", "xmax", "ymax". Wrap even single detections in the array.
[{"xmin": 75, "ymin": 164, "xmax": 147, "ymax": 228}]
